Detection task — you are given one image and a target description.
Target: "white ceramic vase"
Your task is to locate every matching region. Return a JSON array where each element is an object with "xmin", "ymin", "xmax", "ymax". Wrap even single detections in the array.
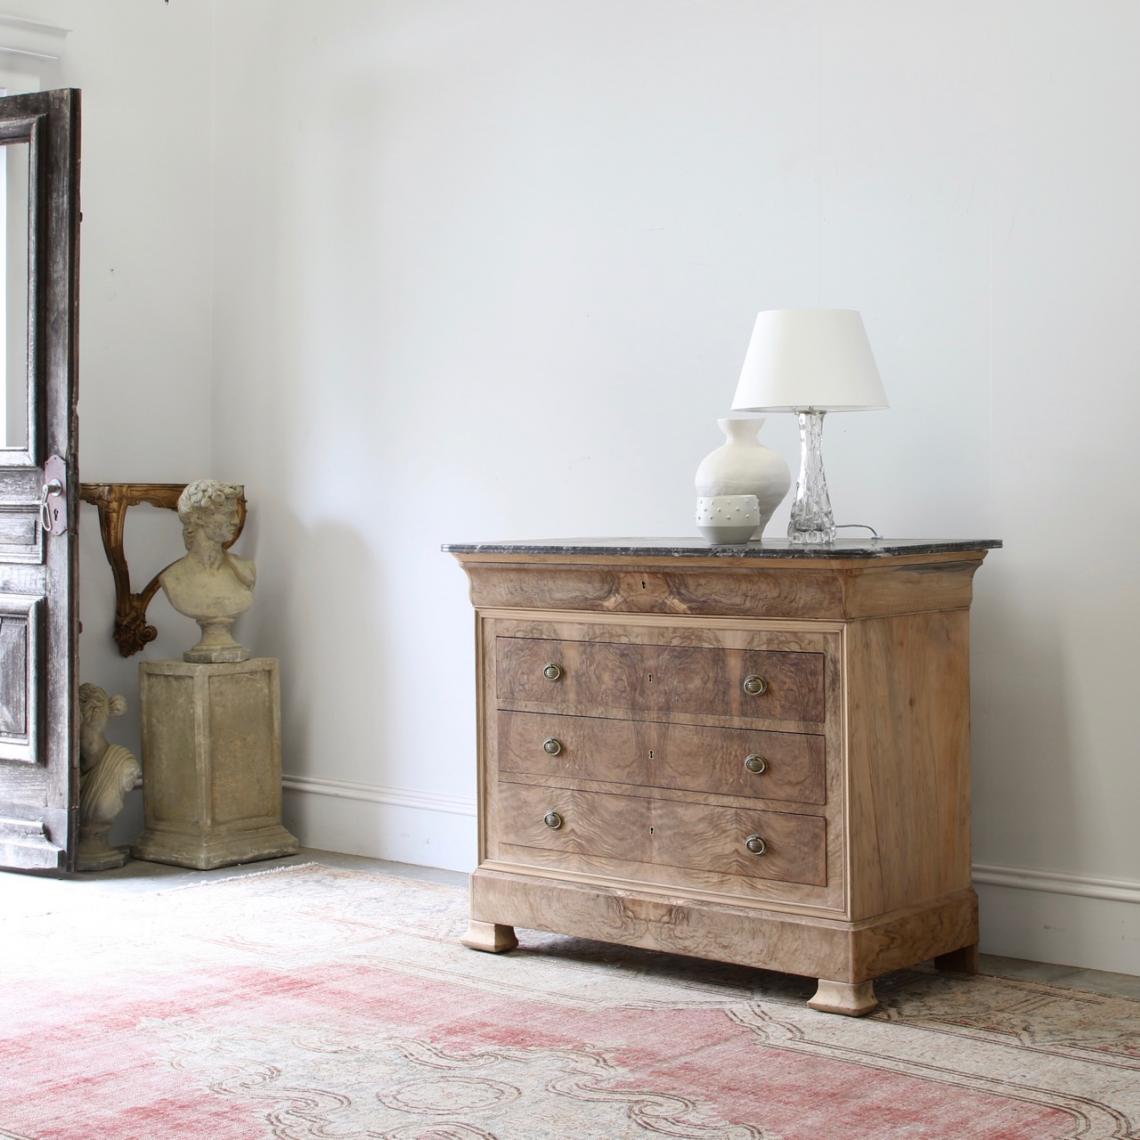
[{"xmin": 694, "ymin": 417, "xmax": 791, "ymax": 540}]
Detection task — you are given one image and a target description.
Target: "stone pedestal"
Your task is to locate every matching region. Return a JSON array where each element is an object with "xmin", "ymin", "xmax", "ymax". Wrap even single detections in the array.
[{"xmin": 133, "ymin": 658, "xmax": 298, "ymax": 870}]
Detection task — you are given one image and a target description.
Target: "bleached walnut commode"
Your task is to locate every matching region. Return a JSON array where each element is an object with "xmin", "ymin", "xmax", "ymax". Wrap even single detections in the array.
[{"xmin": 445, "ymin": 538, "xmax": 1000, "ymax": 1016}]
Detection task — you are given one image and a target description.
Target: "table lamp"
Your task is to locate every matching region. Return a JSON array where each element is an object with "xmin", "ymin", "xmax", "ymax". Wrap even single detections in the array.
[{"xmin": 731, "ymin": 309, "xmax": 887, "ymax": 543}]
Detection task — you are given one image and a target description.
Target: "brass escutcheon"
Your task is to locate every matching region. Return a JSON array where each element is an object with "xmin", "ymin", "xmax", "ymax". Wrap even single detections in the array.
[
  {"xmin": 742, "ymin": 674, "xmax": 768, "ymax": 696},
  {"xmin": 543, "ymin": 663, "xmax": 563, "ymax": 681},
  {"xmin": 745, "ymin": 833, "xmax": 767, "ymax": 856},
  {"xmin": 744, "ymin": 754, "xmax": 767, "ymax": 774},
  {"xmin": 543, "ymin": 737, "xmax": 563, "ymax": 756},
  {"xmin": 543, "ymin": 810, "xmax": 563, "ymax": 830}
]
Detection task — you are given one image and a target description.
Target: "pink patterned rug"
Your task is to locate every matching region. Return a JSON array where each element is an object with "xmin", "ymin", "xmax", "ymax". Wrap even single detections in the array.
[{"xmin": 1, "ymin": 864, "xmax": 1137, "ymax": 1139}]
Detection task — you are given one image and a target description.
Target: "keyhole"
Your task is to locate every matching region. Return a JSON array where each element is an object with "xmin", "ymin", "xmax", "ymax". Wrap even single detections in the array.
[
  {"xmin": 648, "ymin": 749, "xmax": 655, "ymax": 760},
  {"xmin": 641, "ymin": 579, "xmax": 647, "ymax": 589},
  {"xmin": 649, "ymin": 826, "xmax": 654, "ymax": 835},
  {"xmin": 647, "ymin": 672, "xmax": 654, "ymax": 684}
]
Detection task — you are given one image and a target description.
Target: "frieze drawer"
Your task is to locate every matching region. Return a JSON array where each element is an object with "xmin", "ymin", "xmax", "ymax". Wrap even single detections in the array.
[{"xmin": 495, "ymin": 636, "xmax": 825, "ymax": 723}]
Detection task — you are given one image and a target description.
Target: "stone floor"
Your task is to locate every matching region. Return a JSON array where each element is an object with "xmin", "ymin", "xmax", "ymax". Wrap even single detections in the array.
[{"xmin": 3, "ymin": 848, "xmax": 1137, "ymax": 1001}]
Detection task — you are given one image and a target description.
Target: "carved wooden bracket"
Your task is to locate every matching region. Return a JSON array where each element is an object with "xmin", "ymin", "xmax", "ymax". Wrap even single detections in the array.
[{"xmin": 79, "ymin": 483, "xmax": 247, "ymax": 657}]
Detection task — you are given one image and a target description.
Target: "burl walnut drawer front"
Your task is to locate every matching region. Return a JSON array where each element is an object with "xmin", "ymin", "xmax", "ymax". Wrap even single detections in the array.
[
  {"xmin": 498, "ymin": 710, "xmax": 826, "ymax": 805},
  {"xmin": 495, "ymin": 637, "xmax": 825, "ymax": 724},
  {"xmin": 496, "ymin": 781, "xmax": 827, "ymax": 888}
]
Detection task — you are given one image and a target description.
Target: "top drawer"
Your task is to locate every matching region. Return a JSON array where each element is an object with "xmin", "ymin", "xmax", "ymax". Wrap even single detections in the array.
[{"xmin": 495, "ymin": 636, "xmax": 825, "ymax": 724}]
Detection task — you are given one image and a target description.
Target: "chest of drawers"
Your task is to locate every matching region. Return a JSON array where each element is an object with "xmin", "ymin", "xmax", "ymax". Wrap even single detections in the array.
[{"xmin": 446, "ymin": 538, "xmax": 998, "ymax": 1015}]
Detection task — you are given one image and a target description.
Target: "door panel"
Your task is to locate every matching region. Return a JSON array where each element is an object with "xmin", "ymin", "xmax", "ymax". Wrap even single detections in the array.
[
  {"xmin": 0, "ymin": 594, "xmax": 40, "ymax": 754},
  {"xmin": 0, "ymin": 89, "xmax": 80, "ymax": 872}
]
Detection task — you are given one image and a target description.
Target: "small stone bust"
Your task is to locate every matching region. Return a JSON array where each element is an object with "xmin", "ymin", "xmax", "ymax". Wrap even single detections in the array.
[
  {"xmin": 78, "ymin": 683, "xmax": 142, "ymax": 871},
  {"xmin": 160, "ymin": 480, "xmax": 255, "ymax": 663}
]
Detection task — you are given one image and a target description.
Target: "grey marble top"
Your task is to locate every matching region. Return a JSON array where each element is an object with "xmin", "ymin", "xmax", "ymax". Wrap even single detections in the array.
[{"xmin": 442, "ymin": 537, "xmax": 1002, "ymax": 559}]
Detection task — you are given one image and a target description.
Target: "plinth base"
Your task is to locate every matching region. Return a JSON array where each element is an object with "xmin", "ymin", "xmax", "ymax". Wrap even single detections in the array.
[
  {"xmin": 133, "ymin": 658, "xmax": 298, "ymax": 871},
  {"xmin": 133, "ymin": 821, "xmax": 298, "ymax": 871},
  {"xmin": 77, "ymin": 843, "xmax": 131, "ymax": 872}
]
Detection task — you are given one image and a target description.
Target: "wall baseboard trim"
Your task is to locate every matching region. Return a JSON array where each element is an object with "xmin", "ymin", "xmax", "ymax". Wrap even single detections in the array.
[
  {"xmin": 281, "ymin": 779, "xmax": 1139, "ymax": 970},
  {"xmin": 281, "ymin": 774, "xmax": 476, "ymax": 873},
  {"xmin": 972, "ymin": 863, "xmax": 1140, "ymax": 905},
  {"xmin": 282, "ymin": 774, "xmax": 476, "ymax": 818},
  {"xmin": 974, "ymin": 873, "xmax": 1140, "ymax": 976}
]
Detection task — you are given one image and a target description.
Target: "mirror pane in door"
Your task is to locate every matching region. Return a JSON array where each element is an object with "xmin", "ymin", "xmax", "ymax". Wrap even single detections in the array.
[{"xmin": 1, "ymin": 139, "xmax": 28, "ymax": 448}]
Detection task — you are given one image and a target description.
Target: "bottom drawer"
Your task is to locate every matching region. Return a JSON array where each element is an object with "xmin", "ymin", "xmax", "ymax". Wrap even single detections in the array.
[{"xmin": 495, "ymin": 780, "xmax": 827, "ymax": 888}]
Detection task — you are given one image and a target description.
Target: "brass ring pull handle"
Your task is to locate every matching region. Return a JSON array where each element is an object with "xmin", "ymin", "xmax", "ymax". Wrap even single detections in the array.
[
  {"xmin": 543, "ymin": 810, "xmax": 563, "ymax": 830},
  {"xmin": 543, "ymin": 737, "xmax": 563, "ymax": 756},
  {"xmin": 742, "ymin": 675, "xmax": 768, "ymax": 696},
  {"xmin": 743, "ymin": 754, "xmax": 767, "ymax": 775},
  {"xmin": 543, "ymin": 663, "xmax": 563, "ymax": 681},
  {"xmin": 745, "ymin": 833, "xmax": 767, "ymax": 856}
]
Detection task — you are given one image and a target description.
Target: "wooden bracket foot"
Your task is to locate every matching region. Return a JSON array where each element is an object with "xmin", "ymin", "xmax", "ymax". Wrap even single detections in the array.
[
  {"xmin": 808, "ymin": 979, "xmax": 878, "ymax": 1016},
  {"xmin": 462, "ymin": 920, "xmax": 518, "ymax": 953}
]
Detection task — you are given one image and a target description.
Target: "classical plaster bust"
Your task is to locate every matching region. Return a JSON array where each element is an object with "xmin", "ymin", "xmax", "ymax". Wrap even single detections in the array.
[
  {"xmin": 77, "ymin": 683, "xmax": 141, "ymax": 871},
  {"xmin": 160, "ymin": 480, "xmax": 255, "ymax": 663}
]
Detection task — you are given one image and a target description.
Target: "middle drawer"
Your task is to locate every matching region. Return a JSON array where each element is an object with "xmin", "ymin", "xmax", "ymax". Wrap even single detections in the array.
[{"xmin": 499, "ymin": 710, "xmax": 826, "ymax": 805}]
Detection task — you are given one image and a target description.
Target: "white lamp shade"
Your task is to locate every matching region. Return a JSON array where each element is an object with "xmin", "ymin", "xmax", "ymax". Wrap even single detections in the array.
[{"xmin": 731, "ymin": 309, "xmax": 888, "ymax": 412}]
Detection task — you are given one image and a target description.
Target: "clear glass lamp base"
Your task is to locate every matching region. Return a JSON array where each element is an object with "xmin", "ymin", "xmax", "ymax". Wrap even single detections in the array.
[{"xmin": 788, "ymin": 411, "xmax": 836, "ymax": 544}]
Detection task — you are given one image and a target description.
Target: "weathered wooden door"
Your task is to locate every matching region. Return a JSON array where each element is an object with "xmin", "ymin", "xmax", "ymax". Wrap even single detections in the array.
[{"xmin": 0, "ymin": 89, "xmax": 80, "ymax": 871}]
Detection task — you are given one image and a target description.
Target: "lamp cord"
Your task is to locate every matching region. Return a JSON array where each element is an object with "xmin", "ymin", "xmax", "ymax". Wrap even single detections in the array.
[{"xmin": 834, "ymin": 523, "xmax": 882, "ymax": 540}]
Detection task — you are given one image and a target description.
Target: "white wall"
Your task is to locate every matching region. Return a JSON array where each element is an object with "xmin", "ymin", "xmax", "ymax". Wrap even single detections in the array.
[
  {"xmin": 20, "ymin": 0, "xmax": 1138, "ymax": 972},
  {"xmin": 966, "ymin": 3, "xmax": 1140, "ymax": 973},
  {"xmin": 206, "ymin": 0, "xmax": 1140, "ymax": 973},
  {"xmin": 12, "ymin": 0, "xmax": 217, "ymax": 839}
]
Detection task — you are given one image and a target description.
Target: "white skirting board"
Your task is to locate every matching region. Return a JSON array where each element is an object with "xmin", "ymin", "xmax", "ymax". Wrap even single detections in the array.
[
  {"xmin": 974, "ymin": 865, "xmax": 1140, "ymax": 976},
  {"xmin": 282, "ymin": 776, "xmax": 477, "ymax": 873},
  {"xmin": 282, "ymin": 777, "xmax": 1140, "ymax": 975}
]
